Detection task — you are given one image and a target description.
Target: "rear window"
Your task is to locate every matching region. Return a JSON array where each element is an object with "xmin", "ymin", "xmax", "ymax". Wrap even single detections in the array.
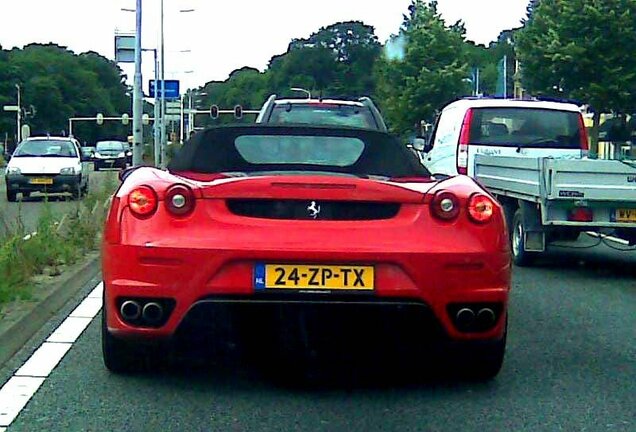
[
  {"xmin": 168, "ymin": 126, "xmax": 430, "ymax": 179},
  {"xmin": 469, "ymin": 108, "xmax": 583, "ymax": 148},
  {"xmin": 96, "ymin": 141, "xmax": 125, "ymax": 151},
  {"xmin": 269, "ymin": 103, "xmax": 378, "ymax": 130},
  {"xmin": 235, "ymin": 135, "xmax": 365, "ymax": 167}
]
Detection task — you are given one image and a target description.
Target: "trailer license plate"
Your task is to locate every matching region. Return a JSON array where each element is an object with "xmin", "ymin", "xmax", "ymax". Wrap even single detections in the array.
[{"xmin": 615, "ymin": 209, "xmax": 636, "ymax": 223}]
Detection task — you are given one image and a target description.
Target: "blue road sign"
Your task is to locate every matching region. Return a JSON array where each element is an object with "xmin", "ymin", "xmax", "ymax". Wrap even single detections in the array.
[{"xmin": 149, "ymin": 80, "xmax": 180, "ymax": 99}]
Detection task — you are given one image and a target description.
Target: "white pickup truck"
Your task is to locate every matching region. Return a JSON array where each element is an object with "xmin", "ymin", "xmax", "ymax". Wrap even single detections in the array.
[
  {"xmin": 421, "ymin": 97, "xmax": 636, "ymax": 265},
  {"xmin": 474, "ymin": 155, "xmax": 636, "ymax": 265}
]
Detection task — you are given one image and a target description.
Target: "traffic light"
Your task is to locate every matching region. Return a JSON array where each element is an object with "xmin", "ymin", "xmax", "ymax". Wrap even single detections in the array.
[
  {"xmin": 121, "ymin": 113, "xmax": 130, "ymax": 125},
  {"xmin": 234, "ymin": 105, "xmax": 243, "ymax": 119},
  {"xmin": 96, "ymin": 113, "xmax": 104, "ymax": 125},
  {"xmin": 210, "ymin": 105, "xmax": 219, "ymax": 119}
]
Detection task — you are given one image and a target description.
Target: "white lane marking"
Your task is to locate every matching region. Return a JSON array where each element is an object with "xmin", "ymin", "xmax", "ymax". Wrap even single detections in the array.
[
  {"xmin": 0, "ymin": 377, "xmax": 45, "ymax": 426},
  {"xmin": 88, "ymin": 282, "xmax": 103, "ymax": 299},
  {"xmin": 0, "ymin": 282, "xmax": 103, "ymax": 428},
  {"xmin": 70, "ymin": 297, "xmax": 103, "ymax": 319},
  {"xmin": 15, "ymin": 343, "xmax": 72, "ymax": 378},
  {"xmin": 46, "ymin": 317, "xmax": 94, "ymax": 344}
]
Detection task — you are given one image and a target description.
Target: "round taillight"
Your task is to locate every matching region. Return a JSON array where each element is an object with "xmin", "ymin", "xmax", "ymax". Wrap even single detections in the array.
[
  {"xmin": 431, "ymin": 191, "xmax": 460, "ymax": 221},
  {"xmin": 128, "ymin": 186, "xmax": 158, "ymax": 218},
  {"xmin": 468, "ymin": 194, "xmax": 494, "ymax": 223},
  {"xmin": 165, "ymin": 185, "xmax": 195, "ymax": 216}
]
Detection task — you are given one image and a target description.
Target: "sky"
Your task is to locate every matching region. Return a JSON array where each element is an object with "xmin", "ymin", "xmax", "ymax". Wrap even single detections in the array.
[{"xmin": 0, "ymin": 0, "xmax": 529, "ymax": 91}]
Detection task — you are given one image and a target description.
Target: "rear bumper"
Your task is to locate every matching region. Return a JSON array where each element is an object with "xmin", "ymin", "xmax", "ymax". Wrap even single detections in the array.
[
  {"xmin": 5, "ymin": 174, "xmax": 80, "ymax": 193},
  {"xmin": 103, "ymin": 243, "xmax": 510, "ymax": 343}
]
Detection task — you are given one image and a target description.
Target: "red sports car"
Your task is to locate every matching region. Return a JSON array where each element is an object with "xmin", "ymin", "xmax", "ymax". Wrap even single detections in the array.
[{"xmin": 102, "ymin": 125, "xmax": 511, "ymax": 379}]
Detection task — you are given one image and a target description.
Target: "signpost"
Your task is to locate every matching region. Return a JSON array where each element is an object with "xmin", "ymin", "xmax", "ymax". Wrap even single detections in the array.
[{"xmin": 149, "ymin": 80, "xmax": 180, "ymax": 99}]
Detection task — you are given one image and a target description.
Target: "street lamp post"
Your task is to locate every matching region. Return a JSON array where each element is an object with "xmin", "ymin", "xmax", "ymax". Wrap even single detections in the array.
[
  {"xmin": 15, "ymin": 84, "xmax": 21, "ymax": 142},
  {"xmin": 132, "ymin": 0, "xmax": 144, "ymax": 167},
  {"xmin": 160, "ymin": 0, "xmax": 167, "ymax": 168},
  {"xmin": 143, "ymin": 48, "xmax": 161, "ymax": 167}
]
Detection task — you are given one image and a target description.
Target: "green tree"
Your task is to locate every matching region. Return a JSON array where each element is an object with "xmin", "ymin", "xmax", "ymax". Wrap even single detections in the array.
[
  {"xmin": 516, "ymin": 0, "xmax": 636, "ymax": 154},
  {"xmin": 375, "ymin": 0, "xmax": 470, "ymax": 135},
  {"xmin": 0, "ymin": 43, "xmax": 130, "ymax": 146}
]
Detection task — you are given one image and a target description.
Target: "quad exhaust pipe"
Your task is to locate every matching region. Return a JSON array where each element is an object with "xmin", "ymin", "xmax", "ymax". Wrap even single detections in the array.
[
  {"xmin": 142, "ymin": 302, "xmax": 164, "ymax": 325},
  {"xmin": 476, "ymin": 307, "xmax": 496, "ymax": 328},
  {"xmin": 452, "ymin": 306, "xmax": 498, "ymax": 332},
  {"xmin": 455, "ymin": 308, "xmax": 475, "ymax": 329},
  {"xmin": 120, "ymin": 300, "xmax": 141, "ymax": 321},
  {"xmin": 120, "ymin": 300, "xmax": 165, "ymax": 326}
]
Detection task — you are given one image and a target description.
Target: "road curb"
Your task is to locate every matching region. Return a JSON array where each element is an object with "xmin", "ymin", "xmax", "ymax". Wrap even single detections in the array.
[{"xmin": 0, "ymin": 253, "xmax": 101, "ymax": 368}]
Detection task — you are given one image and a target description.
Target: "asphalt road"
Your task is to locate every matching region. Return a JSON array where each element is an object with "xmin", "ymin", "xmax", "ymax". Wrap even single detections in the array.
[
  {"xmin": 0, "ymin": 167, "xmax": 116, "ymax": 236},
  {"xmin": 1, "ymin": 239, "xmax": 635, "ymax": 431}
]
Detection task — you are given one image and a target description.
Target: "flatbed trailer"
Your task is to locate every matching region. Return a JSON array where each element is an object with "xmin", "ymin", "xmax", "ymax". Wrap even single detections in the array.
[{"xmin": 474, "ymin": 155, "xmax": 636, "ymax": 264}]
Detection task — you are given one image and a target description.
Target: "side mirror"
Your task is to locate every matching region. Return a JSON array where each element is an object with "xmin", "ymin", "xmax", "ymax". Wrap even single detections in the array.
[{"xmin": 412, "ymin": 138, "xmax": 427, "ymax": 152}]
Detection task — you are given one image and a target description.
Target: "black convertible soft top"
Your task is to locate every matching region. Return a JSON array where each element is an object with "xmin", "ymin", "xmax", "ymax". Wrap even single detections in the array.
[{"xmin": 168, "ymin": 124, "xmax": 430, "ymax": 178}]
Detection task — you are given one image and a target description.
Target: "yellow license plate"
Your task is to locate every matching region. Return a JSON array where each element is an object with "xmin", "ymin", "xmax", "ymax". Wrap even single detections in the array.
[
  {"xmin": 29, "ymin": 178, "xmax": 53, "ymax": 185},
  {"xmin": 615, "ymin": 208, "xmax": 636, "ymax": 222},
  {"xmin": 255, "ymin": 264, "xmax": 374, "ymax": 291}
]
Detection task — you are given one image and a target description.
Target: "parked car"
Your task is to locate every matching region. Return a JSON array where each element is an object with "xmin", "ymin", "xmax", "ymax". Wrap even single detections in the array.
[
  {"xmin": 4, "ymin": 136, "xmax": 90, "ymax": 201},
  {"xmin": 94, "ymin": 140, "xmax": 128, "ymax": 171},
  {"xmin": 256, "ymin": 94, "xmax": 388, "ymax": 132},
  {"xmin": 101, "ymin": 125, "xmax": 511, "ymax": 379},
  {"xmin": 421, "ymin": 97, "xmax": 588, "ymax": 176}
]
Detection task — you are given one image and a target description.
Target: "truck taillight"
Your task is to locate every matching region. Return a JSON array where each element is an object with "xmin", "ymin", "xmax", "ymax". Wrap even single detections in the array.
[
  {"xmin": 568, "ymin": 208, "xmax": 593, "ymax": 222},
  {"xmin": 457, "ymin": 109, "xmax": 474, "ymax": 175}
]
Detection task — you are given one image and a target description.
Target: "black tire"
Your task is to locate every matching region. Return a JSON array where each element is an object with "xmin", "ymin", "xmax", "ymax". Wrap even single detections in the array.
[
  {"xmin": 511, "ymin": 208, "xmax": 537, "ymax": 267},
  {"xmin": 101, "ymin": 300, "xmax": 167, "ymax": 374},
  {"xmin": 447, "ymin": 320, "xmax": 507, "ymax": 381},
  {"xmin": 6, "ymin": 188, "xmax": 17, "ymax": 202},
  {"xmin": 94, "ymin": 165, "xmax": 100, "ymax": 172},
  {"xmin": 22, "ymin": 191, "xmax": 31, "ymax": 199}
]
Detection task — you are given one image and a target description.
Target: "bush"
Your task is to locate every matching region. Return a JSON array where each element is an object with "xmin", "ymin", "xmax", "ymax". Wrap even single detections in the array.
[{"xmin": 0, "ymin": 173, "xmax": 117, "ymax": 311}]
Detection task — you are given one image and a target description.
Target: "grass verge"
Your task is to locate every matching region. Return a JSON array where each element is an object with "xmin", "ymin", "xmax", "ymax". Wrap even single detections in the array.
[{"xmin": 0, "ymin": 173, "xmax": 117, "ymax": 312}]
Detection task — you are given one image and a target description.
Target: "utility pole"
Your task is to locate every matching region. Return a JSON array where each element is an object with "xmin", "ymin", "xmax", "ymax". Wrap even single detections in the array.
[
  {"xmin": 132, "ymin": 0, "xmax": 143, "ymax": 166},
  {"xmin": 160, "ymin": 0, "xmax": 167, "ymax": 168},
  {"xmin": 15, "ymin": 84, "xmax": 21, "ymax": 142}
]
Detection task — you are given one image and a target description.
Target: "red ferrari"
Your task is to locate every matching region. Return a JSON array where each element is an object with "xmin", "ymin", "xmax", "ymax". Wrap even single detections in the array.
[{"xmin": 102, "ymin": 125, "xmax": 511, "ymax": 379}]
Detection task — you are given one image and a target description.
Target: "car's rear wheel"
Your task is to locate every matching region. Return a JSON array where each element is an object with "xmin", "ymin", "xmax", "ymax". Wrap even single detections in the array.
[
  {"xmin": 511, "ymin": 208, "xmax": 537, "ymax": 266},
  {"xmin": 101, "ymin": 302, "xmax": 165, "ymax": 374},
  {"xmin": 6, "ymin": 188, "xmax": 17, "ymax": 202},
  {"xmin": 447, "ymin": 320, "xmax": 507, "ymax": 381}
]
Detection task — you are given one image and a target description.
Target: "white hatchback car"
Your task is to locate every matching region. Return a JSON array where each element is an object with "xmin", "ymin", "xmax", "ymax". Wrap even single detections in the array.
[
  {"xmin": 4, "ymin": 136, "xmax": 90, "ymax": 202},
  {"xmin": 421, "ymin": 98, "xmax": 588, "ymax": 177}
]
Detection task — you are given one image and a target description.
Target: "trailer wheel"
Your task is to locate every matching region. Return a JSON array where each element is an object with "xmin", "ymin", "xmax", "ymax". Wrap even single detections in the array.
[{"xmin": 511, "ymin": 209, "xmax": 537, "ymax": 266}]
